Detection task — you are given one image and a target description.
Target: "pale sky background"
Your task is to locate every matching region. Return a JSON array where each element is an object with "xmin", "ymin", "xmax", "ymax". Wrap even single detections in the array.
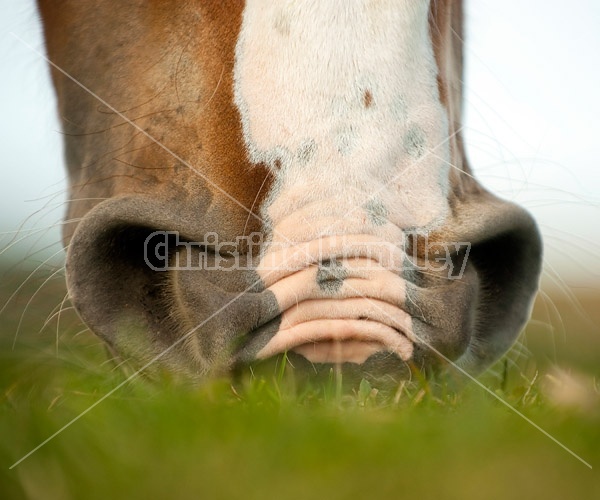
[{"xmin": 0, "ymin": 0, "xmax": 599, "ymax": 289}]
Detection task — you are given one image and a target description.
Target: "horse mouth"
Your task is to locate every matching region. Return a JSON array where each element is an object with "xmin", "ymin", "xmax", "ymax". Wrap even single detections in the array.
[
  {"xmin": 64, "ymin": 197, "xmax": 541, "ymax": 379},
  {"xmin": 292, "ymin": 340, "xmax": 386, "ymax": 365},
  {"xmin": 255, "ymin": 316, "xmax": 414, "ymax": 365}
]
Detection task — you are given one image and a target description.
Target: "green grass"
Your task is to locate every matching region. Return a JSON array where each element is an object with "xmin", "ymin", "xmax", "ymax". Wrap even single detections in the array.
[{"xmin": 1, "ymin": 267, "xmax": 599, "ymax": 499}]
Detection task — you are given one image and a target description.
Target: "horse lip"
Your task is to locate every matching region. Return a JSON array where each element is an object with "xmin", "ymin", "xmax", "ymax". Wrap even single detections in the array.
[
  {"xmin": 292, "ymin": 340, "xmax": 386, "ymax": 365},
  {"xmin": 256, "ymin": 318, "xmax": 414, "ymax": 364}
]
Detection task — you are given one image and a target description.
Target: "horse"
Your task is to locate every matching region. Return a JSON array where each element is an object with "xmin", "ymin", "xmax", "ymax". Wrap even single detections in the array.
[{"xmin": 36, "ymin": 0, "xmax": 542, "ymax": 383}]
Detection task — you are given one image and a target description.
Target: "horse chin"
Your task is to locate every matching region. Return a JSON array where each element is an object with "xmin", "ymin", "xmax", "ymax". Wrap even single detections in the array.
[{"xmin": 237, "ymin": 350, "xmax": 423, "ymax": 392}]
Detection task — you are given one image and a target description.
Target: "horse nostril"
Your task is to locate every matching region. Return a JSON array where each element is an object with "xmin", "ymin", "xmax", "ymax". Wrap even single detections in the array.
[
  {"xmin": 64, "ymin": 198, "xmax": 193, "ymax": 372},
  {"xmin": 65, "ymin": 197, "xmax": 285, "ymax": 376},
  {"xmin": 434, "ymin": 194, "xmax": 543, "ymax": 373},
  {"xmin": 67, "ymin": 218, "xmax": 176, "ymax": 350}
]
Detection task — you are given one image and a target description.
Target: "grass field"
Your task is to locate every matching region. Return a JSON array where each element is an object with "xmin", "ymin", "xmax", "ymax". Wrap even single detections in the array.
[{"xmin": 1, "ymin": 264, "xmax": 598, "ymax": 499}]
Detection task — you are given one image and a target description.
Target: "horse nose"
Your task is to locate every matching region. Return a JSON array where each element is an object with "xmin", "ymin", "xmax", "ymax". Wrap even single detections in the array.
[{"xmin": 65, "ymin": 196, "xmax": 283, "ymax": 377}]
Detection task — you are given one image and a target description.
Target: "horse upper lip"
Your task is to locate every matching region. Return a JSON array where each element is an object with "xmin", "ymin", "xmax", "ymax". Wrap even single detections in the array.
[{"xmin": 256, "ymin": 317, "xmax": 414, "ymax": 363}]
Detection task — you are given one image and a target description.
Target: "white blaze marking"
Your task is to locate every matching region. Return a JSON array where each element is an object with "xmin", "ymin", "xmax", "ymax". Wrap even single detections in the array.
[
  {"xmin": 234, "ymin": 0, "xmax": 450, "ymax": 236},
  {"xmin": 234, "ymin": 0, "xmax": 450, "ymax": 364}
]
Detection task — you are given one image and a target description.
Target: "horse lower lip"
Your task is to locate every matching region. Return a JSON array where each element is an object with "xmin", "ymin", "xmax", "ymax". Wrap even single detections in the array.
[
  {"xmin": 256, "ymin": 318, "xmax": 414, "ymax": 363},
  {"xmin": 292, "ymin": 340, "xmax": 386, "ymax": 364}
]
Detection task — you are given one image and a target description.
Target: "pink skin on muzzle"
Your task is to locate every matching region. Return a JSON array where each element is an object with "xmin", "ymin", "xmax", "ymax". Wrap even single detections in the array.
[{"xmin": 256, "ymin": 234, "xmax": 415, "ymax": 364}]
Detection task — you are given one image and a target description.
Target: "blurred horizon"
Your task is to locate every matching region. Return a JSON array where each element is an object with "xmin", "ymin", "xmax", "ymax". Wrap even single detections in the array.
[{"xmin": 1, "ymin": 0, "xmax": 599, "ymax": 291}]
